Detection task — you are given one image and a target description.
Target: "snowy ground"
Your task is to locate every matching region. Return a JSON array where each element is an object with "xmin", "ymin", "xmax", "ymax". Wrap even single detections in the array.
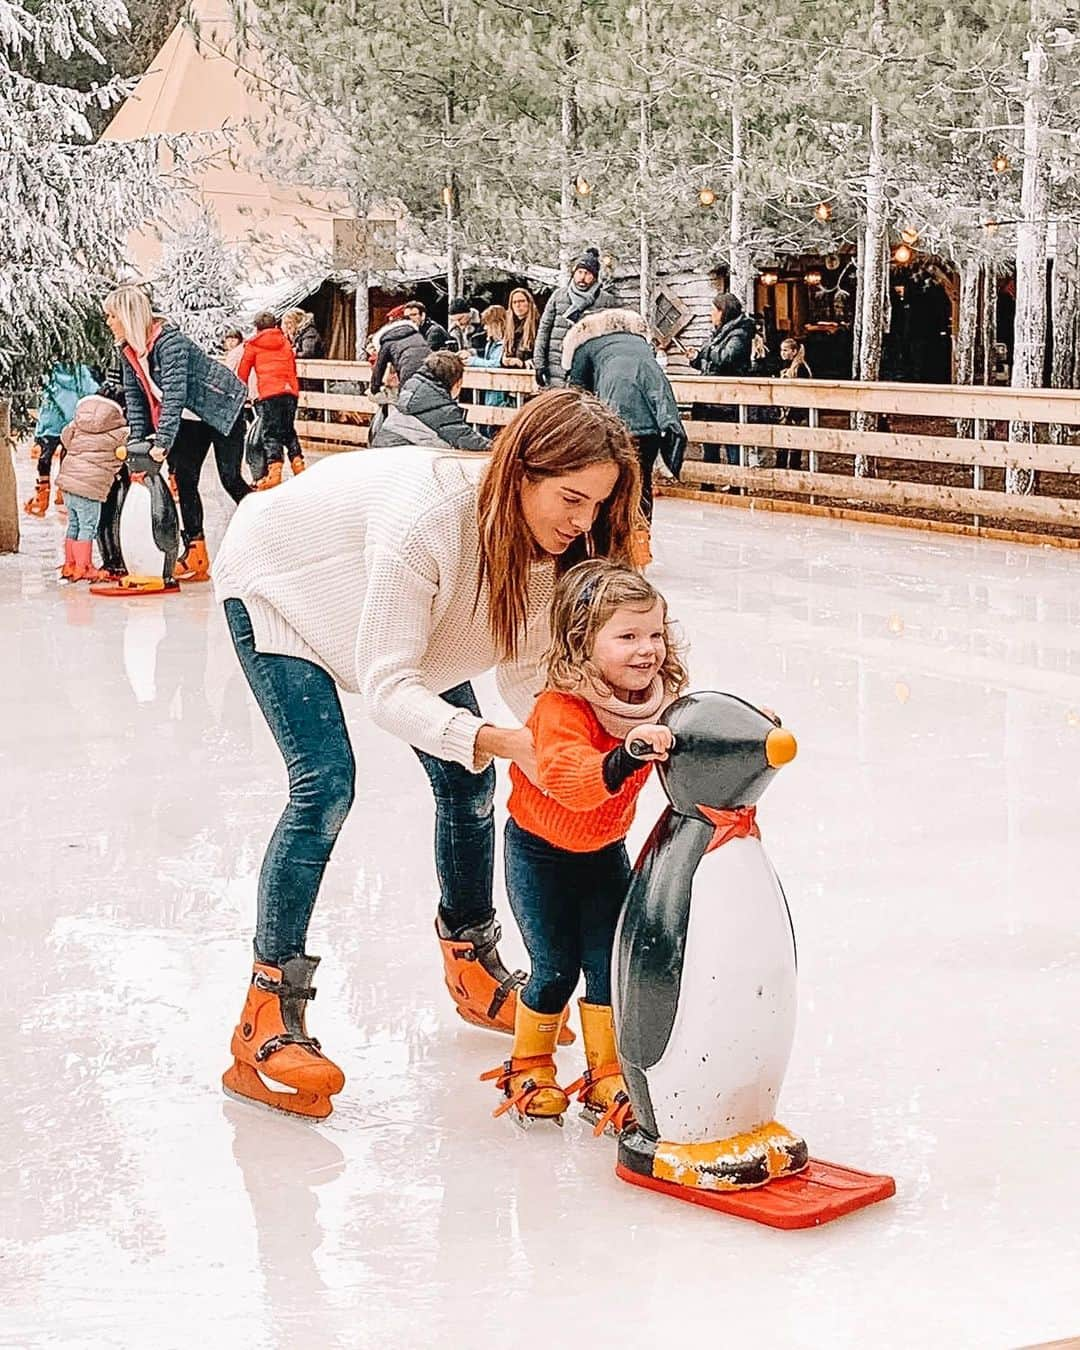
[{"xmin": 2, "ymin": 452, "xmax": 1078, "ymax": 1350}]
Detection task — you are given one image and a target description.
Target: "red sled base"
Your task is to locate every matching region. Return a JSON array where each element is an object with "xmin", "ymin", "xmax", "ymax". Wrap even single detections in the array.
[{"xmin": 615, "ymin": 1158, "xmax": 896, "ymax": 1230}]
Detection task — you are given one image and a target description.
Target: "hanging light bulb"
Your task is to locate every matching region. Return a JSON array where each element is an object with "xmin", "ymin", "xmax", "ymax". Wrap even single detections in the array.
[
  {"xmin": 814, "ymin": 201, "xmax": 832, "ymax": 222},
  {"xmin": 698, "ymin": 186, "xmax": 717, "ymax": 207},
  {"xmin": 575, "ymin": 174, "xmax": 592, "ymax": 197},
  {"xmin": 824, "ymin": 253, "xmax": 841, "ymax": 271},
  {"xmin": 893, "ymin": 242, "xmax": 914, "ymax": 264},
  {"xmin": 440, "ymin": 185, "xmax": 453, "ymax": 208},
  {"xmin": 992, "ymin": 152, "xmax": 1011, "ymax": 174},
  {"xmin": 900, "ymin": 225, "xmax": 920, "ymax": 246},
  {"xmin": 983, "ymin": 218, "xmax": 1000, "ymax": 236},
  {"xmin": 601, "ymin": 253, "xmax": 615, "ymax": 270},
  {"xmin": 804, "ymin": 270, "xmax": 823, "ymax": 286},
  {"xmin": 760, "ymin": 271, "xmax": 779, "ymax": 287}
]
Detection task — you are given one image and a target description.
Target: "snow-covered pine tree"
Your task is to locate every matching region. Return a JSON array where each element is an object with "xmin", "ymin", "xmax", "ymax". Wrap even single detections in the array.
[
  {"xmin": 0, "ymin": 0, "xmax": 174, "ymax": 550},
  {"xmin": 154, "ymin": 212, "xmax": 241, "ymax": 350}
]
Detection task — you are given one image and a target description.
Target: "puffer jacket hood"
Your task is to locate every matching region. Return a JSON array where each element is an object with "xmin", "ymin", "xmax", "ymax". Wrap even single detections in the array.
[
  {"xmin": 561, "ymin": 308, "xmax": 651, "ymax": 370},
  {"xmin": 371, "ymin": 370, "xmax": 490, "ymax": 452},
  {"xmin": 72, "ymin": 394, "xmax": 126, "ymax": 435}
]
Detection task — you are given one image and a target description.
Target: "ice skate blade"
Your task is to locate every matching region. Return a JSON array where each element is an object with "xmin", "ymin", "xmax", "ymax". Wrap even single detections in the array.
[
  {"xmin": 615, "ymin": 1158, "xmax": 896, "ymax": 1229},
  {"xmin": 579, "ymin": 1105, "xmax": 622, "ymax": 1139},
  {"xmin": 505, "ymin": 1111, "xmax": 564, "ymax": 1132},
  {"xmin": 222, "ymin": 1062, "xmax": 334, "ymax": 1121}
]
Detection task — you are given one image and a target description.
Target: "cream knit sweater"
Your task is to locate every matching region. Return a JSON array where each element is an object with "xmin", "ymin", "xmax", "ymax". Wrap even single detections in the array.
[{"xmin": 213, "ymin": 448, "xmax": 555, "ymax": 770}]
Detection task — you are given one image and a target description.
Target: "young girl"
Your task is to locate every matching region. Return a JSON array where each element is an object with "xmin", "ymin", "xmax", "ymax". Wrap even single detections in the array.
[
  {"xmin": 55, "ymin": 393, "xmax": 127, "ymax": 581},
  {"xmin": 484, "ymin": 560, "xmax": 688, "ymax": 1132},
  {"xmin": 776, "ymin": 337, "xmax": 812, "ymax": 470}
]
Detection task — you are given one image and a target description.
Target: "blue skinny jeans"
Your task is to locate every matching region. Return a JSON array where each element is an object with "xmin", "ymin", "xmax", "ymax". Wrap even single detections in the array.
[
  {"xmin": 64, "ymin": 492, "xmax": 102, "ymax": 541},
  {"xmin": 504, "ymin": 817, "xmax": 631, "ymax": 1014},
  {"xmin": 224, "ymin": 599, "xmax": 495, "ymax": 963}
]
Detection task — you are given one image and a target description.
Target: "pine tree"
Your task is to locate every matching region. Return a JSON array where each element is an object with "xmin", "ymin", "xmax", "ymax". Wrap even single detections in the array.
[
  {"xmin": 154, "ymin": 211, "xmax": 241, "ymax": 350},
  {"xmin": 0, "ymin": 0, "xmax": 174, "ymax": 549}
]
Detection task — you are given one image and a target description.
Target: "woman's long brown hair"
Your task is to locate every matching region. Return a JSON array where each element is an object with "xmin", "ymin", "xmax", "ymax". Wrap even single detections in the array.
[
  {"xmin": 476, "ymin": 388, "xmax": 642, "ymax": 661},
  {"xmin": 503, "ymin": 288, "xmax": 539, "ymax": 358}
]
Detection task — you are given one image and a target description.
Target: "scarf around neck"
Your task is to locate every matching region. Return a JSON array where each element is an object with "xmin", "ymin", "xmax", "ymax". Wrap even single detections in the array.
[
  {"xmin": 565, "ymin": 277, "xmax": 601, "ymax": 318},
  {"xmin": 580, "ymin": 675, "xmax": 670, "ymax": 740}
]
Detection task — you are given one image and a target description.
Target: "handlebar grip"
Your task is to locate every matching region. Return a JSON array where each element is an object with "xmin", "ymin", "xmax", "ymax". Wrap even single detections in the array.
[{"xmin": 629, "ymin": 739, "xmax": 650, "ymax": 758}]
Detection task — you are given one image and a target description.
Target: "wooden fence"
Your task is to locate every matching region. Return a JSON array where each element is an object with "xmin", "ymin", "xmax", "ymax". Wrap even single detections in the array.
[{"xmin": 296, "ymin": 360, "xmax": 1080, "ymax": 544}]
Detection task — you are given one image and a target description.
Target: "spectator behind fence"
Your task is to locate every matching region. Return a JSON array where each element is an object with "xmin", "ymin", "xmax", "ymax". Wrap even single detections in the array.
[
  {"xmin": 776, "ymin": 338, "xmax": 812, "ymax": 471},
  {"xmin": 445, "ymin": 298, "xmax": 487, "ymax": 357},
  {"xmin": 686, "ymin": 293, "xmax": 755, "ymax": 478},
  {"xmin": 282, "ymin": 309, "xmax": 325, "ymax": 359},
  {"xmin": 472, "ymin": 305, "xmax": 514, "ymax": 435},
  {"xmin": 534, "ymin": 247, "xmax": 616, "ymax": 389},
  {"xmin": 502, "ymin": 288, "xmax": 539, "ymax": 368},
  {"xmin": 403, "ymin": 299, "xmax": 450, "ymax": 353},
  {"xmin": 369, "ymin": 350, "xmax": 491, "ymax": 452},
  {"xmin": 369, "ymin": 315, "xmax": 431, "ymax": 395}
]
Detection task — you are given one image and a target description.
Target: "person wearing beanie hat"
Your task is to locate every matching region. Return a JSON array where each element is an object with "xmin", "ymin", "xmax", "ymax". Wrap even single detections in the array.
[
  {"xmin": 534, "ymin": 246, "xmax": 616, "ymax": 389},
  {"xmin": 446, "ymin": 298, "xmax": 486, "ymax": 357}
]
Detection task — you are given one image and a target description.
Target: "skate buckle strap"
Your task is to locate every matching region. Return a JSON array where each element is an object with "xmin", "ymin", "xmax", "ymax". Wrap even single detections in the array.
[
  {"xmin": 253, "ymin": 971, "xmax": 316, "ymax": 998},
  {"xmin": 481, "ymin": 1054, "xmax": 562, "ymax": 1119},
  {"xmin": 487, "ymin": 969, "xmax": 526, "ymax": 1020},
  {"xmin": 591, "ymin": 1090, "xmax": 633, "ymax": 1137},
  {"xmin": 254, "ymin": 1033, "xmax": 323, "ymax": 1063},
  {"xmin": 564, "ymin": 1060, "xmax": 623, "ymax": 1099}
]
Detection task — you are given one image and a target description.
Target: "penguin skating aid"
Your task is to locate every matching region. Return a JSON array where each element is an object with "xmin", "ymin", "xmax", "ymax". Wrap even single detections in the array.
[
  {"xmin": 613, "ymin": 692, "xmax": 895, "ymax": 1229},
  {"xmin": 90, "ymin": 441, "xmax": 182, "ymax": 597}
]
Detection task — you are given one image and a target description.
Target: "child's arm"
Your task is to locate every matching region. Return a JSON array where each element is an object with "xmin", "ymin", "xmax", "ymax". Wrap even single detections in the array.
[
  {"xmin": 602, "ymin": 724, "xmax": 674, "ymax": 793},
  {"xmin": 533, "ymin": 696, "xmax": 651, "ymax": 812}
]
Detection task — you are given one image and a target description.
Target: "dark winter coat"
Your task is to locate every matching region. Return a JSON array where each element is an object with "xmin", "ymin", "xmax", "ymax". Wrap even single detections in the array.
[
  {"xmin": 292, "ymin": 317, "xmax": 324, "ymax": 359},
  {"xmin": 418, "ymin": 317, "xmax": 451, "ymax": 352},
  {"xmin": 57, "ymin": 396, "xmax": 128, "ymax": 502},
  {"xmin": 564, "ymin": 309, "xmax": 686, "ymax": 479},
  {"xmin": 369, "ymin": 321, "xmax": 432, "ymax": 395},
  {"xmin": 444, "ymin": 316, "xmax": 486, "ymax": 357},
  {"xmin": 120, "ymin": 321, "xmax": 247, "ymax": 451},
  {"xmin": 534, "ymin": 280, "xmax": 617, "ymax": 388},
  {"xmin": 368, "ymin": 370, "xmax": 491, "ymax": 452},
  {"xmin": 691, "ymin": 315, "xmax": 756, "ymax": 377}
]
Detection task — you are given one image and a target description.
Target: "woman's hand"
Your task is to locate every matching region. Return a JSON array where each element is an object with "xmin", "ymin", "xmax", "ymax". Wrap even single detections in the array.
[
  {"xmin": 476, "ymin": 724, "xmax": 538, "ymax": 782},
  {"xmin": 626, "ymin": 724, "xmax": 674, "ymax": 762}
]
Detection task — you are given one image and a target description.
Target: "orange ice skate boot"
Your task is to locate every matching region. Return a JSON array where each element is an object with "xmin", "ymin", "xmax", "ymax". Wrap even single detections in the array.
[
  {"xmin": 173, "ymin": 538, "xmax": 211, "ymax": 582},
  {"xmin": 24, "ymin": 478, "xmax": 50, "ymax": 517},
  {"xmin": 222, "ymin": 955, "xmax": 345, "ymax": 1120},
  {"xmin": 256, "ymin": 460, "xmax": 283, "ymax": 491}
]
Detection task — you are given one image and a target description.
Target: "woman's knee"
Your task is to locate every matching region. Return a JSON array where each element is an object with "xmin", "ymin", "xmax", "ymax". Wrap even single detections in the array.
[
  {"xmin": 433, "ymin": 761, "xmax": 495, "ymax": 822},
  {"xmin": 291, "ymin": 752, "xmax": 355, "ymax": 836}
]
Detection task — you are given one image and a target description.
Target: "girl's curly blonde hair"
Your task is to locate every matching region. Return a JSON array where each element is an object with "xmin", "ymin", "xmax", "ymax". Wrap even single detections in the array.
[{"xmin": 544, "ymin": 560, "xmax": 688, "ymax": 697}]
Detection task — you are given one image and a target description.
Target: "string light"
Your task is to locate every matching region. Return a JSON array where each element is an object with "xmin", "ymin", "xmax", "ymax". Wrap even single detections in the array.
[
  {"xmin": 760, "ymin": 271, "xmax": 779, "ymax": 286},
  {"xmin": 887, "ymin": 614, "xmax": 905, "ymax": 635},
  {"xmin": 601, "ymin": 253, "xmax": 615, "ymax": 270},
  {"xmin": 992, "ymin": 152, "xmax": 1011, "ymax": 173},
  {"xmin": 814, "ymin": 201, "xmax": 832, "ymax": 222},
  {"xmin": 698, "ymin": 187, "xmax": 716, "ymax": 207},
  {"xmin": 983, "ymin": 218, "xmax": 1000, "ymax": 236},
  {"xmin": 893, "ymin": 243, "xmax": 913, "ymax": 264},
  {"xmin": 900, "ymin": 225, "xmax": 920, "ymax": 246},
  {"xmin": 440, "ymin": 185, "xmax": 452, "ymax": 208},
  {"xmin": 804, "ymin": 270, "xmax": 822, "ymax": 286},
  {"xmin": 824, "ymin": 253, "xmax": 841, "ymax": 270},
  {"xmin": 575, "ymin": 175, "xmax": 592, "ymax": 196}
]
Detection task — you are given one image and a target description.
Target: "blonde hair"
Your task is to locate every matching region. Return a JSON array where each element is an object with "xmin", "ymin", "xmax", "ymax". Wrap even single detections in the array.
[
  {"xmin": 544, "ymin": 559, "xmax": 687, "ymax": 698},
  {"xmin": 504, "ymin": 288, "xmax": 538, "ymax": 356},
  {"xmin": 781, "ymin": 338, "xmax": 810, "ymax": 377},
  {"xmin": 481, "ymin": 304, "xmax": 507, "ymax": 339},
  {"xmin": 104, "ymin": 284, "xmax": 156, "ymax": 354},
  {"xmin": 476, "ymin": 389, "xmax": 642, "ymax": 661}
]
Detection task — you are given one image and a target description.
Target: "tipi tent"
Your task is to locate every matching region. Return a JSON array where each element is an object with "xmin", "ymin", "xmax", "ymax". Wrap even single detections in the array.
[{"xmin": 102, "ymin": 0, "xmax": 352, "ymax": 282}]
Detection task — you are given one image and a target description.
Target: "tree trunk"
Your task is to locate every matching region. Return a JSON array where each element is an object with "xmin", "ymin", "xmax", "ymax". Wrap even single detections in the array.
[
  {"xmin": 855, "ymin": 97, "xmax": 888, "ymax": 469},
  {"xmin": 954, "ymin": 256, "xmax": 981, "ymax": 437},
  {"xmin": 851, "ymin": 234, "xmax": 865, "ymax": 381},
  {"xmin": 1050, "ymin": 221, "xmax": 1080, "ymax": 447},
  {"xmin": 1008, "ymin": 4, "xmax": 1049, "ymax": 494},
  {"xmin": 558, "ymin": 13, "xmax": 580, "ymax": 283},
  {"xmin": 980, "ymin": 262, "xmax": 997, "ymax": 385},
  {"xmin": 354, "ymin": 275, "xmax": 370, "ymax": 360},
  {"xmin": 637, "ymin": 2, "xmax": 652, "ymax": 322},
  {"xmin": 0, "ymin": 399, "xmax": 18, "ymax": 554},
  {"xmin": 728, "ymin": 103, "xmax": 753, "ymax": 309}
]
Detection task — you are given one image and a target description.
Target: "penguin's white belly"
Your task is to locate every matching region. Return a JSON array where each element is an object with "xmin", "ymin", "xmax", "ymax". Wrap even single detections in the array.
[
  {"xmin": 645, "ymin": 836, "xmax": 797, "ymax": 1143},
  {"xmin": 119, "ymin": 481, "xmax": 163, "ymax": 577}
]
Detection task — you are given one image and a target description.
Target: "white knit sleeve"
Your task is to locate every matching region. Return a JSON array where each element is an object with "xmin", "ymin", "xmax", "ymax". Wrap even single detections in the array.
[
  {"xmin": 495, "ymin": 653, "xmax": 543, "ymax": 723},
  {"xmin": 355, "ymin": 546, "xmax": 486, "ymax": 769}
]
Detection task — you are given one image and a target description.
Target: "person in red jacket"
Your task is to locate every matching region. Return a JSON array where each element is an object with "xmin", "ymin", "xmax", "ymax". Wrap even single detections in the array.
[
  {"xmin": 483, "ymin": 559, "xmax": 688, "ymax": 1131},
  {"xmin": 239, "ymin": 312, "xmax": 305, "ymax": 490}
]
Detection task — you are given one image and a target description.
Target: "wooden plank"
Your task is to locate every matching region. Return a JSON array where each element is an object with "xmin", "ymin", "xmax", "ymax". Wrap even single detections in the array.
[
  {"xmin": 680, "ymin": 421, "xmax": 1080, "ymax": 473},
  {"xmin": 297, "ymin": 359, "xmax": 373, "ymax": 381},
  {"xmin": 681, "ymin": 462, "xmax": 1080, "ymax": 526},
  {"xmin": 295, "ymin": 419, "xmax": 368, "ymax": 445},
  {"xmin": 463, "ymin": 405, "xmax": 516, "ymax": 426},
  {"xmin": 298, "ymin": 390, "xmax": 379, "ymax": 413}
]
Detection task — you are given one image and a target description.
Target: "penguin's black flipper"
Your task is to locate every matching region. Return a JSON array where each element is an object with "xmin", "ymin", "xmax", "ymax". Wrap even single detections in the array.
[
  {"xmin": 149, "ymin": 474, "xmax": 181, "ymax": 579},
  {"xmin": 615, "ymin": 809, "xmax": 711, "ymax": 1139}
]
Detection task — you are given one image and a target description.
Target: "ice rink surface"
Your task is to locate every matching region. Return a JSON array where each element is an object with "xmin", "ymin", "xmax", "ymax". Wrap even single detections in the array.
[{"xmin": 2, "ymin": 457, "xmax": 1079, "ymax": 1350}]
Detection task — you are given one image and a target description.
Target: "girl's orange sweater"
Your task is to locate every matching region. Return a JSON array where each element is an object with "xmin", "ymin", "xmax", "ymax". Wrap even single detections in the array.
[{"xmin": 508, "ymin": 690, "xmax": 652, "ymax": 852}]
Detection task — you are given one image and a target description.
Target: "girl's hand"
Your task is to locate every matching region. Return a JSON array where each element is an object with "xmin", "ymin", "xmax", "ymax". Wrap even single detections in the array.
[{"xmin": 626, "ymin": 724, "xmax": 673, "ymax": 761}]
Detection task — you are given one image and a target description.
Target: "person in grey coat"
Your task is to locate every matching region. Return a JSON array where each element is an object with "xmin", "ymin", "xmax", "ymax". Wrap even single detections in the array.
[
  {"xmin": 533, "ymin": 247, "xmax": 617, "ymax": 388},
  {"xmin": 563, "ymin": 308, "xmax": 685, "ymax": 524},
  {"xmin": 368, "ymin": 351, "xmax": 491, "ymax": 452}
]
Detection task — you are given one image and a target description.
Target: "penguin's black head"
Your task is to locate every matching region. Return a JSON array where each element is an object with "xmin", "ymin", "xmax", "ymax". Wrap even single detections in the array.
[
  {"xmin": 658, "ymin": 691, "xmax": 796, "ymax": 820},
  {"xmin": 119, "ymin": 440, "xmax": 165, "ymax": 476}
]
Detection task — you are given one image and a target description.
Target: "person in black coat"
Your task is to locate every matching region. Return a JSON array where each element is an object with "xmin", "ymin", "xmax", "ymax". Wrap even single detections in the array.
[
  {"xmin": 444, "ymin": 299, "xmax": 487, "ymax": 357},
  {"xmin": 369, "ymin": 319, "xmax": 432, "ymax": 395},
  {"xmin": 687, "ymin": 292, "xmax": 757, "ymax": 468},
  {"xmin": 368, "ymin": 350, "xmax": 491, "ymax": 451},
  {"xmin": 563, "ymin": 307, "xmax": 685, "ymax": 525},
  {"xmin": 403, "ymin": 299, "xmax": 450, "ymax": 352}
]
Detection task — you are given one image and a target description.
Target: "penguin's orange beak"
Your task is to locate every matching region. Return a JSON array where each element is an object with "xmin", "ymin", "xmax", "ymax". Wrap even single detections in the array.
[{"xmin": 765, "ymin": 727, "xmax": 797, "ymax": 767}]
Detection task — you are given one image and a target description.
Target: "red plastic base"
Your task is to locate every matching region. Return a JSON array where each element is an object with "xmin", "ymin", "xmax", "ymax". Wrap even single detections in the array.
[
  {"xmin": 89, "ymin": 580, "xmax": 181, "ymax": 598},
  {"xmin": 616, "ymin": 1158, "xmax": 896, "ymax": 1230}
]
